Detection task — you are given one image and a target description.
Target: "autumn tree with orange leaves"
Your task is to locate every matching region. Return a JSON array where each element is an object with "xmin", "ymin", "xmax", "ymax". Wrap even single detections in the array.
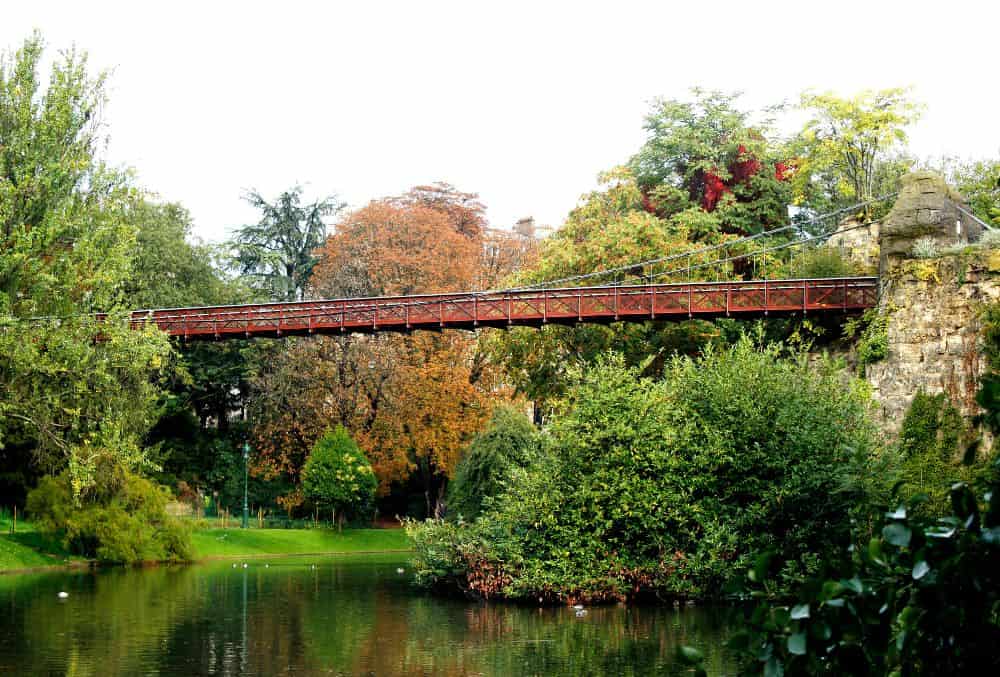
[{"xmin": 249, "ymin": 184, "xmax": 529, "ymax": 517}]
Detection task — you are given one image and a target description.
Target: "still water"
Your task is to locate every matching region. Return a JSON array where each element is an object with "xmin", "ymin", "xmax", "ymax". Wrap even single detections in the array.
[{"xmin": 0, "ymin": 554, "xmax": 736, "ymax": 676}]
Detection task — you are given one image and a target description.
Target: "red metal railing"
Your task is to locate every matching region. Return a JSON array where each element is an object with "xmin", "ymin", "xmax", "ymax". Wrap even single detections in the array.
[{"xmin": 128, "ymin": 277, "xmax": 879, "ymax": 340}]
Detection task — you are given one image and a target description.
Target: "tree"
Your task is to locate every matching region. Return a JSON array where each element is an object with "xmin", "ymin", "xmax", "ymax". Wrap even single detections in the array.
[
  {"xmin": 125, "ymin": 199, "xmax": 242, "ymax": 310},
  {"xmin": 488, "ymin": 92, "xmax": 798, "ymax": 409},
  {"xmin": 0, "ymin": 34, "xmax": 172, "ymax": 498},
  {"xmin": 409, "ymin": 339, "xmax": 883, "ymax": 603},
  {"xmin": 937, "ymin": 156, "xmax": 1000, "ymax": 227},
  {"xmin": 793, "ymin": 89, "xmax": 921, "ymax": 220},
  {"xmin": 483, "ymin": 169, "xmax": 729, "ymax": 406},
  {"xmin": 629, "ymin": 89, "xmax": 792, "ymax": 236},
  {"xmin": 311, "ymin": 195, "xmax": 479, "ymax": 298},
  {"xmin": 250, "ymin": 184, "xmax": 510, "ymax": 517},
  {"xmin": 233, "ymin": 186, "xmax": 343, "ymax": 301},
  {"xmin": 302, "ymin": 426, "xmax": 376, "ymax": 528},
  {"xmin": 116, "ymin": 196, "xmax": 269, "ymax": 511},
  {"xmin": 448, "ymin": 405, "xmax": 539, "ymax": 519}
]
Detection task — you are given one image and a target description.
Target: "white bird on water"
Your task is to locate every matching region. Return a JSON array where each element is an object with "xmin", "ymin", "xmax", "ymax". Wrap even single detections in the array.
[{"xmin": 57, "ymin": 591, "xmax": 69, "ymax": 599}]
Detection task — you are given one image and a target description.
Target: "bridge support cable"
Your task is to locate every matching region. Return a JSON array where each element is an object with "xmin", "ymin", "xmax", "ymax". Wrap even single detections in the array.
[
  {"xmin": 14, "ymin": 196, "xmax": 892, "ymax": 337},
  {"xmin": 503, "ymin": 193, "xmax": 897, "ymax": 293}
]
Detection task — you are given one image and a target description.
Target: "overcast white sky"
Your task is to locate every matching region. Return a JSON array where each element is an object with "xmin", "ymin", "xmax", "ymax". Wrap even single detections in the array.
[{"xmin": 2, "ymin": 1, "xmax": 997, "ymax": 242}]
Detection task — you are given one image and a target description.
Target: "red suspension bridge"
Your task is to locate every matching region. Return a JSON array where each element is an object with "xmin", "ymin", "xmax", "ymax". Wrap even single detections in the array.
[
  {"xmin": 117, "ymin": 200, "xmax": 900, "ymax": 340},
  {"xmin": 130, "ymin": 277, "xmax": 878, "ymax": 341}
]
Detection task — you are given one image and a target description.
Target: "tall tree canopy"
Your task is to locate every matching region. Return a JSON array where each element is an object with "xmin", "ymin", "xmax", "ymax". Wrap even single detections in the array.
[
  {"xmin": 250, "ymin": 184, "xmax": 509, "ymax": 516},
  {"xmin": 791, "ymin": 88, "xmax": 921, "ymax": 221},
  {"xmin": 233, "ymin": 186, "xmax": 343, "ymax": 301},
  {"xmin": 629, "ymin": 89, "xmax": 792, "ymax": 237},
  {"xmin": 0, "ymin": 34, "xmax": 171, "ymax": 497},
  {"xmin": 125, "ymin": 200, "xmax": 241, "ymax": 309},
  {"xmin": 489, "ymin": 91, "xmax": 795, "ymax": 407}
]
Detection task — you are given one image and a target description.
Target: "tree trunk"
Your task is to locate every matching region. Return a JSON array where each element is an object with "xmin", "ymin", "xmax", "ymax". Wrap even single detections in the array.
[{"xmin": 433, "ymin": 479, "xmax": 448, "ymax": 519}]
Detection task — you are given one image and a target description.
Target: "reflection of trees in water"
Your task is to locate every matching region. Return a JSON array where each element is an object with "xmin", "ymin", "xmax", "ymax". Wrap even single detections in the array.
[
  {"xmin": 0, "ymin": 559, "xmax": 736, "ymax": 676},
  {"xmin": 393, "ymin": 602, "xmax": 738, "ymax": 676},
  {"xmin": 4, "ymin": 566, "xmax": 210, "ymax": 675}
]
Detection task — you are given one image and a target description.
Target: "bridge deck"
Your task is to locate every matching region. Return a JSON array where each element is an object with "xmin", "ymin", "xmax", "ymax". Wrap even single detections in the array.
[{"xmin": 130, "ymin": 277, "xmax": 879, "ymax": 340}]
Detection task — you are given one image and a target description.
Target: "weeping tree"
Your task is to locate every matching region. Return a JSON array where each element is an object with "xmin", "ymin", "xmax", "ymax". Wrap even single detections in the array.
[{"xmin": 232, "ymin": 186, "xmax": 343, "ymax": 301}]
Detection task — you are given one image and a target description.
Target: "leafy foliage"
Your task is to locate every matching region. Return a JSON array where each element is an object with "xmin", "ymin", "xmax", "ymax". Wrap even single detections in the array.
[
  {"xmin": 251, "ymin": 185, "xmax": 510, "ymax": 517},
  {"xmin": 302, "ymin": 426, "xmax": 377, "ymax": 527},
  {"xmin": 410, "ymin": 339, "xmax": 882, "ymax": 602},
  {"xmin": 727, "ymin": 465, "xmax": 1000, "ymax": 676},
  {"xmin": 0, "ymin": 35, "xmax": 172, "ymax": 496},
  {"xmin": 233, "ymin": 186, "xmax": 343, "ymax": 301},
  {"xmin": 125, "ymin": 200, "xmax": 243, "ymax": 309},
  {"xmin": 844, "ymin": 307, "xmax": 890, "ymax": 371},
  {"xmin": 936, "ymin": 156, "xmax": 1000, "ymax": 228},
  {"xmin": 630, "ymin": 89, "xmax": 792, "ymax": 235},
  {"xmin": 448, "ymin": 405, "xmax": 539, "ymax": 519},
  {"xmin": 792, "ymin": 89, "xmax": 921, "ymax": 221},
  {"xmin": 490, "ymin": 92, "xmax": 801, "ymax": 409},
  {"xmin": 26, "ymin": 472, "xmax": 192, "ymax": 563},
  {"xmin": 897, "ymin": 391, "xmax": 977, "ymax": 515}
]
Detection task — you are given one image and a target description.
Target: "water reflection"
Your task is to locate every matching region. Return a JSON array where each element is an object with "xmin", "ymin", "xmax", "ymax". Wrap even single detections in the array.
[{"xmin": 0, "ymin": 555, "xmax": 736, "ymax": 675}]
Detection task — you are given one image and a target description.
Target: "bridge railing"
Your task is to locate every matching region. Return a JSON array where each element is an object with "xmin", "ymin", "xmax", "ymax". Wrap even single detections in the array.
[{"xmin": 130, "ymin": 277, "xmax": 879, "ymax": 340}]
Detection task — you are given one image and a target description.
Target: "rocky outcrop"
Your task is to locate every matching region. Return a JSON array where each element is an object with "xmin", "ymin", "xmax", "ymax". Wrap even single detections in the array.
[{"xmin": 878, "ymin": 172, "xmax": 982, "ymax": 272}]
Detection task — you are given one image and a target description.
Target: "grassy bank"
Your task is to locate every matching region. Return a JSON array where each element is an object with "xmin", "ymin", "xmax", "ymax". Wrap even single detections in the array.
[
  {"xmin": 0, "ymin": 516, "xmax": 80, "ymax": 573},
  {"xmin": 190, "ymin": 527, "xmax": 411, "ymax": 559},
  {"xmin": 1, "ymin": 511, "xmax": 410, "ymax": 573}
]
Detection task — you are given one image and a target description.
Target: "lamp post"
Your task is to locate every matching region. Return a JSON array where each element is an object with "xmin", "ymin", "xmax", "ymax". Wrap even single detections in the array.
[{"xmin": 242, "ymin": 441, "xmax": 250, "ymax": 529}]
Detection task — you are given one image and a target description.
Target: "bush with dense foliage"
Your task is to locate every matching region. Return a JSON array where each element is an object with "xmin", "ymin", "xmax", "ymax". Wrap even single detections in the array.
[
  {"xmin": 447, "ymin": 405, "xmax": 540, "ymax": 519},
  {"xmin": 301, "ymin": 426, "xmax": 377, "ymax": 527},
  {"xmin": 720, "ymin": 458, "xmax": 1000, "ymax": 676},
  {"xmin": 409, "ymin": 338, "xmax": 883, "ymax": 602},
  {"xmin": 896, "ymin": 390, "xmax": 980, "ymax": 515},
  {"xmin": 26, "ymin": 472, "xmax": 192, "ymax": 564}
]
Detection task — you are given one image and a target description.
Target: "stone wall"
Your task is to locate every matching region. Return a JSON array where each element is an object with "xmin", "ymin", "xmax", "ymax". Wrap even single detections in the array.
[
  {"xmin": 860, "ymin": 171, "xmax": 996, "ymax": 434},
  {"xmin": 866, "ymin": 254, "xmax": 1000, "ymax": 434},
  {"xmin": 827, "ymin": 218, "xmax": 880, "ymax": 272}
]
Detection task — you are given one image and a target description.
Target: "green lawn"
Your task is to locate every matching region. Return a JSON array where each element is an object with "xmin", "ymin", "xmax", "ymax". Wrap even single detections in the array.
[
  {"xmin": 0, "ymin": 516, "xmax": 79, "ymax": 572},
  {"xmin": 190, "ymin": 527, "xmax": 411, "ymax": 559},
  {"xmin": 0, "ymin": 512, "xmax": 409, "ymax": 572}
]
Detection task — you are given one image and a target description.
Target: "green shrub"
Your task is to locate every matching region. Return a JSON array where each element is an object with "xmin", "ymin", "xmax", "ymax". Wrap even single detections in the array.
[
  {"xmin": 897, "ymin": 391, "xmax": 979, "ymax": 515},
  {"xmin": 410, "ymin": 338, "xmax": 882, "ymax": 602},
  {"xmin": 302, "ymin": 426, "xmax": 377, "ymax": 528},
  {"xmin": 845, "ymin": 307, "xmax": 890, "ymax": 371},
  {"xmin": 26, "ymin": 473, "xmax": 192, "ymax": 564},
  {"xmin": 726, "ymin": 459, "xmax": 1000, "ymax": 676},
  {"xmin": 448, "ymin": 405, "xmax": 539, "ymax": 519},
  {"xmin": 789, "ymin": 246, "xmax": 861, "ymax": 278}
]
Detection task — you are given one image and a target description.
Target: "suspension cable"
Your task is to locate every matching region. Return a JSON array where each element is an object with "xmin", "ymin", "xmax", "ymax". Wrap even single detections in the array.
[
  {"xmin": 507, "ymin": 192, "xmax": 897, "ymax": 291},
  {"xmin": 955, "ymin": 204, "xmax": 997, "ymax": 232}
]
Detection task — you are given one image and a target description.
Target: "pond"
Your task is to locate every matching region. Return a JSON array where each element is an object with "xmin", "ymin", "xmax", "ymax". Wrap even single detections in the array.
[{"xmin": 0, "ymin": 554, "xmax": 737, "ymax": 675}]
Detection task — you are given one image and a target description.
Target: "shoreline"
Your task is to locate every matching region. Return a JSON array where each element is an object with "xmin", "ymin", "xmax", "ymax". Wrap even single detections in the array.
[
  {"xmin": 0, "ymin": 548, "xmax": 414, "ymax": 577},
  {"xmin": 1, "ymin": 526, "xmax": 412, "ymax": 576}
]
